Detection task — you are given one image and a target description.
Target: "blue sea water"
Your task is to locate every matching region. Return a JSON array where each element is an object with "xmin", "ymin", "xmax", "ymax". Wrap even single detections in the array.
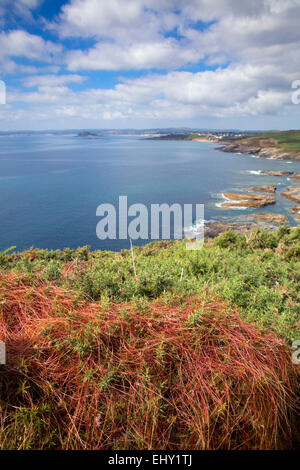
[{"xmin": 0, "ymin": 133, "xmax": 299, "ymax": 252}]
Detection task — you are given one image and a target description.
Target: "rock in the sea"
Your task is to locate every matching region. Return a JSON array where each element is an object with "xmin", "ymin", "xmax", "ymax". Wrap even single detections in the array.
[
  {"xmin": 280, "ymin": 186, "xmax": 300, "ymax": 203},
  {"xmin": 249, "ymin": 185, "xmax": 276, "ymax": 194},
  {"xmin": 289, "ymin": 172, "xmax": 300, "ymax": 181},
  {"xmin": 248, "ymin": 213, "xmax": 288, "ymax": 225},
  {"xmin": 204, "ymin": 220, "xmax": 278, "ymax": 238},
  {"xmin": 258, "ymin": 149, "xmax": 292, "ymax": 160},
  {"xmin": 290, "ymin": 206, "xmax": 300, "ymax": 222},
  {"xmin": 260, "ymin": 171, "xmax": 293, "ymax": 176},
  {"xmin": 221, "ymin": 193, "xmax": 276, "ymax": 208}
]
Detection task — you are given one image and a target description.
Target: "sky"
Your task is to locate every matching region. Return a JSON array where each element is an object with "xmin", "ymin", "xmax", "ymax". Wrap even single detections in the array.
[{"xmin": 0, "ymin": 0, "xmax": 300, "ymax": 131}]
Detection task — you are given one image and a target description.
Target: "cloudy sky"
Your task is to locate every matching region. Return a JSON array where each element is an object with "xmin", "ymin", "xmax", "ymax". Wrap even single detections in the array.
[{"xmin": 0, "ymin": 0, "xmax": 300, "ymax": 130}]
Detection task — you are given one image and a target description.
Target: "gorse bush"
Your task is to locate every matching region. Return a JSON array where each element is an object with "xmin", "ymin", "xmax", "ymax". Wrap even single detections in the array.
[
  {"xmin": 0, "ymin": 227, "xmax": 299, "ymax": 341},
  {"xmin": 214, "ymin": 230, "xmax": 242, "ymax": 248}
]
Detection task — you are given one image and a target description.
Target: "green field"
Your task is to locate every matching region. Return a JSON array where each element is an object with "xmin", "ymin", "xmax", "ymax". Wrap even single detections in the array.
[{"xmin": 236, "ymin": 130, "xmax": 300, "ymax": 154}]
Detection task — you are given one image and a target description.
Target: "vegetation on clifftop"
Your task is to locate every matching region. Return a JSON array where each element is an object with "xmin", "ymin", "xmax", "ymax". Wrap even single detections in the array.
[
  {"xmin": 228, "ymin": 130, "xmax": 300, "ymax": 156},
  {"xmin": 1, "ymin": 226, "xmax": 299, "ymax": 340},
  {"xmin": 0, "ymin": 227, "xmax": 299, "ymax": 449}
]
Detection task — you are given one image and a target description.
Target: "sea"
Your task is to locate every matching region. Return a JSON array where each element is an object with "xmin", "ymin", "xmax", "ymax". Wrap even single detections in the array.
[{"xmin": 0, "ymin": 133, "xmax": 299, "ymax": 252}]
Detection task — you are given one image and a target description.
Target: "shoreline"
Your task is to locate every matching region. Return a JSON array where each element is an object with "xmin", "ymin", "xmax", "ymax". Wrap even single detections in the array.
[{"xmin": 216, "ymin": 140, "xmax": 300, "ymax": 161}]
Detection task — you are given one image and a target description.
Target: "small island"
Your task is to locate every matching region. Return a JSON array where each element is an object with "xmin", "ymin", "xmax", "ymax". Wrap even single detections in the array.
[{"xmin": 77, "ymin": 131, "xmax": 102, "ymax": 138}]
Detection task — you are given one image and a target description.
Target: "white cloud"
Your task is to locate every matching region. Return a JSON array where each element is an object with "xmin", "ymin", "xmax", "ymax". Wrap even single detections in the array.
[
  {"xmin": 52, "ymin": 0, "xmax": 162, "ymax": 41},
  {"xmin": 22, "ymin": 74, "xmax": 86, "ymax": 87},
  {"xmin": 7, "ymin": 62, "xmax": 295, "ymax": 122},
  {"xmin": 49, "ymin": 0, "xmax": 300, "ymax": 88},
  {"xmin": 99, "ymin": 66, "xmax": 293, "ymax": 117},
  {"xmin": 2, "ymin": 0, "xmax": 300, "ymax": 128},
  {"xmin": 66, "ymin": 39, "xmax": 201, "ymax": 71},
  {"xmin": 0, "ymin": 29, "xmax": 62, "ymax": 77},
  {"xmin": 0, "ymin": 30, "xmax": 61, "ymax": 61},
  {"xmin": 0, "ymin": 0, "xmax": 43, "ymax": 23}
]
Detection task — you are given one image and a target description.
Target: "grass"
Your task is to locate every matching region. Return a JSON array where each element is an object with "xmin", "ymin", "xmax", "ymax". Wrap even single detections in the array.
[
  {"xmin": 0, "ymin": 226, "xmax": 299, "ymax": 449},
  {"xmin": 234, "ymin": 130, "xmax": 300, "ymax": 154}
]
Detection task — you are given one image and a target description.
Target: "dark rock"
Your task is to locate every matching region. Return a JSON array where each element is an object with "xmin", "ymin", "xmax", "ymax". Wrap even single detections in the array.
[{"xmin": 204, "ymin": 220, "xmax": 278, "ymax": 238}]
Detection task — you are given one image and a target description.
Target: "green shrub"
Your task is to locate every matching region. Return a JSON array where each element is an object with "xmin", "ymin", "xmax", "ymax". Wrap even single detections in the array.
[{"xmin": 0, "ymin": 227, "xmax": 299, "ymax": 340}]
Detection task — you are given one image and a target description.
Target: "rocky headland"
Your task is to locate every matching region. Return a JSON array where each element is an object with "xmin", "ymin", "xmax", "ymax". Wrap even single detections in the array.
[
  {"xmin": 249, "ymin": 185, "xmax": 276, "ymax": 194},
  {"xmin": 221, "ymin": 192, "xmax": 276, "ymax": 208},
  {"xmin": 149, "ymin": 131, "xmax": 300, "ymax": 226},
  {"xmin": 204, "ymin": 220, "xmax": 278, "ymax": 238},
  {"xmin": 217, "ymin": 141, "xmax": 299, "ymax": 160},
  {"xmin": 246, "ymin": 213, "xmax": 288, "ymax": 225}
]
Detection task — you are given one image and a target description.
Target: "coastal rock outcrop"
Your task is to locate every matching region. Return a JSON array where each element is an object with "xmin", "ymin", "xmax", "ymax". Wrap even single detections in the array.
[
  {"xmin": 221, "ymin": 193, "xmax": 276, "ymax": 208},
  {"xmin": 217, "ymin": 143, "xmax": 260, "ymax": 155},
  {"xmin": 289, "ymin": 172, "xmax": 300, "ymax": 181},
  {"xmin": 260, "ymin": 171, "xmax": 293, "ymax": 177},
  {"xmin": 257, "ymin": 149, "xmax": 292, "ymax": 160},
  {"xmin": 290, "ymin": 206, "xmax": 300, "ymax": 222},
  {"xmin": 280, "ymin": 186, "xmax": 300, "ymax": 203},
  {"xmin": 249, "ymin": 185, "xmax": 276, "ymax": 194},
  {"xmin": 248, "ymin": 213, "xmax": 288, "ymax": 225},
  {"xmin": 204, "ymin": 220, "xmax": 278, "ymax": 238},
  {"xmin": 217, "ymin": 142, "xmax": 295, "ymax": 160}
]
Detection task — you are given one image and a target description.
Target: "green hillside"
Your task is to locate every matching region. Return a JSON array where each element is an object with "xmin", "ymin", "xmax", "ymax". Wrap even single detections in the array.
[
  {"xmin": 236, "ymin": 130, "xmax": 300, "ymax": 154},
  {"xmin": 1, "ymin": 227, "xmax": 299, "ymax": 340}
]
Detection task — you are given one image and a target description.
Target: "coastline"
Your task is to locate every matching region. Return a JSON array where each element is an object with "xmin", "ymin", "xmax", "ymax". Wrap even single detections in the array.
[
  {"xmin": 216, "ymin": 140, "xmax": 300, "ymax": 161},
  {"xmin": 147, "ymin": 130, "xmax": 300, "ymax": 160}
]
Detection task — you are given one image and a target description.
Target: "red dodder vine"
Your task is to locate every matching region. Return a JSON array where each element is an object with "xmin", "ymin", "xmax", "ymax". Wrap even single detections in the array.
[{"xmin": 0, "ymin": 272, "xmax": 297, "ymax": 449}]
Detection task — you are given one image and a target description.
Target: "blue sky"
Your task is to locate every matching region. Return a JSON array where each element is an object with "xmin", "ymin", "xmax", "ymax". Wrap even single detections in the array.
[{"xmin": 1, "ymin": 0, "xmax": 300, "ymax": 131}]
